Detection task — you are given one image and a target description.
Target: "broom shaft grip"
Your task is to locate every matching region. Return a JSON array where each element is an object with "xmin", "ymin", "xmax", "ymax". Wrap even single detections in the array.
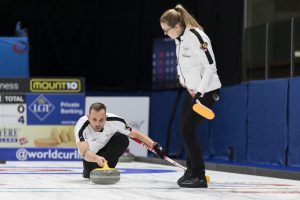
[{"xmin": 131, "ymin": 138, "xmax": 187, "ymax": 171}]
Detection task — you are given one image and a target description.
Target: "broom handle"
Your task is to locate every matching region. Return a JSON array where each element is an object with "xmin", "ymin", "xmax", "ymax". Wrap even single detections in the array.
[
  {"xmin": 180, "ymin": 82, "xmax": 212, "ymax": 110},
  {"xmin": 180, "ymin": 82, "xmax": 202, "ymax": 105},
  {"xmin": 179, "ymin": 82, "xmax": 195, "ymax": 97},
  {"xmin": 131, "ymin": 138, "xmax": 187, "ymax": 171}
]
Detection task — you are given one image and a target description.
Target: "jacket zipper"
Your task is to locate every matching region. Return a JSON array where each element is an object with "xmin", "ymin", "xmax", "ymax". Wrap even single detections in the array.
[{"xmin": 177, "ymin": 40, "xmax": 186, "ymax": 85}]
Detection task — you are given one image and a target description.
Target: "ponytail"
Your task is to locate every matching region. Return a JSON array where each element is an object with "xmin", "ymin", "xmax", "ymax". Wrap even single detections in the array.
[
  {"xmin": 175, "ymin": 5, "xmax": 203, "ymax": 30},
  {"xmin": 160, "ymin": 4, "xmax": 204, "ymax": 31}
]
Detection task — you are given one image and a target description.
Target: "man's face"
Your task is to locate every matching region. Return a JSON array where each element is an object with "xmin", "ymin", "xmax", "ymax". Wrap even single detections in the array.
[{"xmin": 88, "ymin": 109, "xmax": 106, "ymax": 132}]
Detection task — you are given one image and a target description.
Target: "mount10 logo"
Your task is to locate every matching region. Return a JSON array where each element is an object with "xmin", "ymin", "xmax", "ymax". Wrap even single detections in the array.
[{"xmin": 30, "ymin": 79, "xmax": 82, "ymax": 93}]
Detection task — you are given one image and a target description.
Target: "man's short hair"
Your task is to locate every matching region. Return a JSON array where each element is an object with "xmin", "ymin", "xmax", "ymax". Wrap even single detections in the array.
[{"xmin": 89, "ymin": 102, "xmax": 106, "ymax": 113}]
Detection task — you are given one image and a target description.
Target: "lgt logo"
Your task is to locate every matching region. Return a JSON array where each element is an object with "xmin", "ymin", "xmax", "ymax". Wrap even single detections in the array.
[{"xmin": 28, "ymin": 95, "xmax": 55, "ymax": 121}]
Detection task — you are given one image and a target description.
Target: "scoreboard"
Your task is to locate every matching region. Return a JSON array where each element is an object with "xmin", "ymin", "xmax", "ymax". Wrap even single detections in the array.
[
  {"xmin": 0, "ymin": 78, "xmax": 85, "ymax": 161},
  {"xmin": 152, "ymin": 37, "xmax": 177, "ymax": 90},
  {"xmin": 0, "ymin": 94, "xmax": 26, "ymax": 126}
]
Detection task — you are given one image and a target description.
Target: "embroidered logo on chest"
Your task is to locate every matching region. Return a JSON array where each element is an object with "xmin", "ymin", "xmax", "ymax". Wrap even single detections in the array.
[
  {"xmin": 182, "ymin": 45, "xmax": 191, "ymax": 58},
  {"xmin": 182, "ymin": 45, "xmax": 189, "ymax": 51}
]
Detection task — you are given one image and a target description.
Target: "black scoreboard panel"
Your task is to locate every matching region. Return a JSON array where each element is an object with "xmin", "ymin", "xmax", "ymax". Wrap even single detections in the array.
[{"xmin": 152, "ymin": 38, "xmax": 178, "ymax": 90}]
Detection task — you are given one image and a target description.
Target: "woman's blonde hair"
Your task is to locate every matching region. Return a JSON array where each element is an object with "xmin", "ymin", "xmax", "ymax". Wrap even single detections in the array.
[{"xmin": 160, "ymin": 4, "xmax": 203, "ymax": 31}]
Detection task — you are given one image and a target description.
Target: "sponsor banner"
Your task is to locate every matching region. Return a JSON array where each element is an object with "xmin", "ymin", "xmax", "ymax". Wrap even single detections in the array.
[
  {"xmin": 29, "ymin": 78, "xmax": 85, "ymax": 93},
  {"xmin": 86, "ymin": 96, "xmax": 150, "ymax": 157},
  {"xmin": 27, "ymin": 94, "xmax": 85, "ymax": 125},
  {"xmin": 0, "ymin": 126, "xmax": 76, "ymax": 148},
  {"xmin": 0, "ymin": 78, "xmax": 85, "ymax": 93},
  {"xmin": 0, "ymin": 148, "xmax": 81, "ymax": 161},
  {"xmin": 0, "ymin": 78, "xmax": 29, "ymax": 92}
]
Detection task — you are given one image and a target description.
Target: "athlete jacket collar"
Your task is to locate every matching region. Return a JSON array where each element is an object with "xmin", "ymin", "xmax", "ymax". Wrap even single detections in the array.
[{"xmin": 176, "ymin": 27, "xmax": 187, "ymax": 42}]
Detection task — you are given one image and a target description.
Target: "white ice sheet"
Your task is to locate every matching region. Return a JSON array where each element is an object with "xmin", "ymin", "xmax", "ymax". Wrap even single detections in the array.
[{"xmin": 0, "ymin": 161, "xmax": 300, "ymax": 200}]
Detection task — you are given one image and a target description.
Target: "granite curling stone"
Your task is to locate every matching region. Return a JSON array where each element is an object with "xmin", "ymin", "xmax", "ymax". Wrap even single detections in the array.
[{"xmin": 90, "ymin": 162, "xmax": 120, "ymax": 185}]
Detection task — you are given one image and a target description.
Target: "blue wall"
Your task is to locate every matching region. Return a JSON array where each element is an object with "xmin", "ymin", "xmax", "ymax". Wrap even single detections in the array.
[
  {"xmin": 149, "ymin": 77, "xmax": 300, "ymax": 167},
  {"xmin": 288, "ymin": 78, "xmax": 300, "ymax": 167},
  {"xmin": 247, "ymin": 79, "xmax": 288, "ymax": 165},
  {"xmin": 209, "ymin": 84, "xmax": 247, "ymax": 162}
]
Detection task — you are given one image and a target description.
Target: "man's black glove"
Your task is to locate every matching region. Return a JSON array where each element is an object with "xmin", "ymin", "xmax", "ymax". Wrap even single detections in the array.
[
  {"xmin": 192, "ymin": 92, "xmax": 204, "ymax": 104},
  {"xmin": 153, "ymin": 142, "xmax": 167, "ymax": 159}
]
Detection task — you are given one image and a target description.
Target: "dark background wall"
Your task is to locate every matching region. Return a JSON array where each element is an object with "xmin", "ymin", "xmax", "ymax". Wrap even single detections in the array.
[{"xmin": 0, "ymin": 0, "xmax": 243, "ymax": 91}]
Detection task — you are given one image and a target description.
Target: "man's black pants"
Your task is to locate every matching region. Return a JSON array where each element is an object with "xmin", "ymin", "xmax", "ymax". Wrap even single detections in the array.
[{"xmin": 83, "ymin": 132, "xmax": 129, "ymax": 175}]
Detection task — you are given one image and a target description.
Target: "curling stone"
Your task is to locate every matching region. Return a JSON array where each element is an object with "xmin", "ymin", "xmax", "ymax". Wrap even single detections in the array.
[{"xmin": 90, "ymin": 162, "xmax": 120, "ymax": 185}]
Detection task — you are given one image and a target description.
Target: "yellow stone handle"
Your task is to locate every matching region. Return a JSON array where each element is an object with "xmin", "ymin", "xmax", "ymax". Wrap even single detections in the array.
[
  {"xmin": 205, "ymin": 175, "xmax": 211, "ymax": 183},
  {"xmin": 102, "ymin": 162, "xmax": 110, "ymax": 170}
]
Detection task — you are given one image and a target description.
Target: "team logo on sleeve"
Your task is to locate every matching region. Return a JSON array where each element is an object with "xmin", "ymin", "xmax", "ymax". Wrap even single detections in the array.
[{"xmin": 201, "ymin": 42, "xmax": 208, "ymax": 50}]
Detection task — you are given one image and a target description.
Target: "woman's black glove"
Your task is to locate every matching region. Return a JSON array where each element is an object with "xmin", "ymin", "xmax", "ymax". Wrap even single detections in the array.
[
  {"xmin": 192, "ymin": 92, "xmax": 204, "ymax": 104},
  {"xmin": 153, "ymin": 142, "xmax": 167, "ymax": 159}
]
